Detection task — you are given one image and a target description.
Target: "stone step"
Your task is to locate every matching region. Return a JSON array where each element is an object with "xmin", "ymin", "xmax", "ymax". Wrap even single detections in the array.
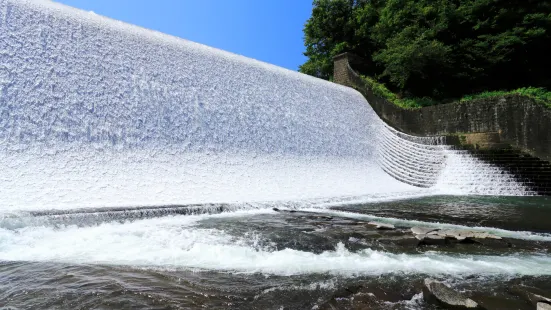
[
  {"xmin": 501, "ymin": 167, "xmax": 551, "ymax": 173},
  {"xmin": 457, "ymin": 147, "xmax": 551, "ymax": 196},
  {"xmin": 469, "ymin": 156, "xmax": 547, "ymax": 162},
  {"xmin": 477, "ymin": 160, "xmax": 551, "ymax": 166}
]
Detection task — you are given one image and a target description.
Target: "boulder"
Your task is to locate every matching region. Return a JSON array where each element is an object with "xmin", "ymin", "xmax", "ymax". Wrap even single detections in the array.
[
  {"xmin": 411, "ymin": 227, "xmax": 439, "ymax": 235},
  {"xmin": 367, "ymin": 221, "xmax": 395, "ymax": 230},
  {"xmin": 509, "ymin": 285, "xmax": 551, "ymax": 306},
  {"xmin": 538, "ymin": 302, "xmax": 551, "ymax": 310},
  {"xmin": 423, "ymin": 279, "xmax": 482, "ymax": 309}
]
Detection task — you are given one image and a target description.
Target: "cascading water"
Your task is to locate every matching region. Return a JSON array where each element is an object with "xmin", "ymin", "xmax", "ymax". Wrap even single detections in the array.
[
  {"xmin": 0, "ymin": 0, "xmax": 529, "ymax": 213},
  {"xmin": 377, "ymin": 123, "xmax": 531, "ymax": 195},
  {"xmin": 1, "ymin": 2, "xmax": 548, "ymax": 304}
]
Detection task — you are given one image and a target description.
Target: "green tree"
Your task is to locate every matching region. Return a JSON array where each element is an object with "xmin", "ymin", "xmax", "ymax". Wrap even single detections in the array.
[
  {"xmin": 300, "ymin": 0, "xmax": 361, "ymax": 79},
  {"xmin": 300, "ymin": 0, "xmax": 551, "ymax": 100}
]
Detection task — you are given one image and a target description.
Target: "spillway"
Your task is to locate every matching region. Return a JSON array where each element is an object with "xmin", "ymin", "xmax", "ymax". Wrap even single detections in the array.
[
  {"xmin": 0, "ymin": 0, "xmax": 530, "ymax": 213},
  {"xmin": 1, "ymin": 2, "xmax": 550, "ymax": 308}
]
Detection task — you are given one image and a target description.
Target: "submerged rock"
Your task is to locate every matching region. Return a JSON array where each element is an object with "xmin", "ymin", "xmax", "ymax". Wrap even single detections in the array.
[
  {"xmin": 423, "ymin": 279, "xmax": 482, "ymax": 309},
  {"xmin": 509, "ymin": 285, "xmax": 551, "ymax": 306},
  {"xmin": 367, "ymin": 221, "xmax": 395, "ymax": 230}
]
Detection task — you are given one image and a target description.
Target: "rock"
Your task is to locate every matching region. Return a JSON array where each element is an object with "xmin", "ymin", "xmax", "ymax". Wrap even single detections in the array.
[
  {"xmin": 423, "ymin": 279, "xmax": 482, "ymax": 309},
  {"xmin": 435, "ymin": 230, "xmax": 502, "ymax": 241},
  {"xmin": 411, "ymin": 227, "xmax": 439, "ymax": 235},
  {"xmin": 317, "ymin": 285, "xmax": 375, "ymax": 310},
  {"xmin": 477, "ymin": 238, "xmax": 511, "ymax": 249},
  {"xmin": 538, "ymin": 302, "xmax": 551, "ymax": 310},
  {"xmin": 418, "ymin": 234, "xmax": 448, "ymax": 245},
  {"xmin": 436, "ymin": 230, "xmax": 468, "ymax": 240},
  {"xmin": 509, "ymin": 285, "xmax": 551, "ymax": 306},
  {"xmin": 272, "ymin": 208, "xmax": 297, "ymax": 213},
  {"xmin": 470, "ymin": 293, "xmax": 531, "ymax": 310},
  {"xmin": 367, "ymin": 221, "xmax": 395, "ymax": 230},
  {"xmin": 392, "ymin": 236, "xmax": 423, "ymax": 247},
  {"xmin": 318, "ymin": 281, "xmax": 423, "ymax": 310}
]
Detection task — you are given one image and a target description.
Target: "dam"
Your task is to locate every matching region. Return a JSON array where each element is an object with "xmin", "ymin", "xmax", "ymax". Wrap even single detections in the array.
[{"xmin": 1, "ymin": 0, "xmax": 550, "ymax": 309}]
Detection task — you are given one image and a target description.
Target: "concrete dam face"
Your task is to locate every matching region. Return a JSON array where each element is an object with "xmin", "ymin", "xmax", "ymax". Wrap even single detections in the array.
[{"xmin": 0, "ymin": 0, "xmax": 530, "ymax": 213}]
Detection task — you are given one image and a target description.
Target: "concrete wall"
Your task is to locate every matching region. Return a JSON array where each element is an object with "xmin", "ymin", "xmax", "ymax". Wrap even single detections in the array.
[{"xmin": 333, "ymin": 53, "xmax": 551, "ymax": 162}]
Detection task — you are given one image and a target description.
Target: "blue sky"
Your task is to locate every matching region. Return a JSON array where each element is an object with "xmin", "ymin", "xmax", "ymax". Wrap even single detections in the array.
[{"xmin": 53, "ymin": 0, "xmax": 312, "ymax": 71}]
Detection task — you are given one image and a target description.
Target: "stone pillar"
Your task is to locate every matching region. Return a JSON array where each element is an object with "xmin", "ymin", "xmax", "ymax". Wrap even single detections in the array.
[{"xmin": 333, "ymin": 53, "xmax": 352, "ymax": 86}]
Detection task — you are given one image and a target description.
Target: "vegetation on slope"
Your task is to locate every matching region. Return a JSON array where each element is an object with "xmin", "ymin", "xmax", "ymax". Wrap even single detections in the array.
[
  {"xmin": 300, "ymin": 0, "xmax": 551, "ymax": 106},
  {"xmin": 362, "ymin": 75, "xmax": 551, "ymax": 109}
]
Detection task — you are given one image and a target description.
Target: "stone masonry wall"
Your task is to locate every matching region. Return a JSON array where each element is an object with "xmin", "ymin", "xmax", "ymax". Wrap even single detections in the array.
[{"xmin": 333, "ymin": 53, "xmax": 551, "ymax": 162}]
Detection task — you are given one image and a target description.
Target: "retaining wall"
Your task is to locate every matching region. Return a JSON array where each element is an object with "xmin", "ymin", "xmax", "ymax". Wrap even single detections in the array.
[{"xmin": 333, "ymin": 53, "xmax": 551, "ymax": 162}]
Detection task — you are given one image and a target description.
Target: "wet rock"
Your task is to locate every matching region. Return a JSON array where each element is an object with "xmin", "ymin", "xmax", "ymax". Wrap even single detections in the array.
[
  {"xmin": 356, "ymin": 285, "xmax": 417, "ymax": 303},
  {"xmin": 437, "ymin": 230, "xmax": 502, "ymax": 241},
  {"xmin": 436, "ymin": 230, "xmax": 468, "ymax": 241},
  {"xmin": 411, "ymin": 227, "xmax": 502, "ymax": 244},
  {"xmin": 367, "ymin": 221, "xmax": 395, "ymax": 230},
  {"xmin": 319, "ymin": 282, "xmax": 422, "ymax": 310},
  {"xmin": 385, "ymin": 235, "xmax": 422, "ymax": 247},
  {"xmin": 476, "ymin": 238, "xmax": 512, "ymax": 249},
  {"xmin": 330, "ymin": 219, "xmax": 364, "ymax": 226},
  {"xmin": 411, "ymin": 227, "xmax": 439, "ymax": 235},
  {"xmin": 538, "ymin": 302, "xmax": 551, "ymax": 310},
  {"xmin": 418, "ymin": 234, "xmax": 448, "ymax": 245},
  {"xmin": 318, "ymin": 285, "xmax": 377, "ymax": 310},
  {"xmin": 411, "ymin": 229, "xmax": 505, "ymax": 245},
  {"xmin": 470, "ymin": 293, "xmax": 533, "ymax": 310},
  {"xmin": 509, "ymin": 285, "xmax": 551, "ymax": 306},
  {"xmin": 271, "ymin": 208, "xmax": 297, "ymax": 213},
  {"xmin": 423, "ymin": 279, "xmax": 482, "ymax": 309}
]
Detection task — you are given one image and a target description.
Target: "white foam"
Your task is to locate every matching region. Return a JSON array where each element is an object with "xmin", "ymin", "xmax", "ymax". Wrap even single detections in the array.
[{"xmin": 1, "ymin": 213, "xmax": 550, "ymax": 276}]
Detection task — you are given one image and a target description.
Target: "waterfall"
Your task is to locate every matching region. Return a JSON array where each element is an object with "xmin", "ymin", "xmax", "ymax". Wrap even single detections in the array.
[{"xmin": 0, "ymin": 0, "xmax": 529, "ymax": 212}]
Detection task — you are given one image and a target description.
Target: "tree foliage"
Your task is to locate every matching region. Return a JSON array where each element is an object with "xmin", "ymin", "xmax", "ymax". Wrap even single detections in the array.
[{"xmin": 300, "ymin": 0, "xmax": 551, "ymax": 99}]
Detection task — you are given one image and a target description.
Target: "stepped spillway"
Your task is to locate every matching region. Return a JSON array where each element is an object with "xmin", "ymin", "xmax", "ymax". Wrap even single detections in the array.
[{"xmin": 0, "ymin": 0, "xmax": 530, "ymax": 213}]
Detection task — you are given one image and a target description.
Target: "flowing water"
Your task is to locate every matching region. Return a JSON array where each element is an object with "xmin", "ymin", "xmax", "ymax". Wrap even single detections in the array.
[{"xmin": 0, "ymin": 1, "xmax": 550, "ymax": 309}]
